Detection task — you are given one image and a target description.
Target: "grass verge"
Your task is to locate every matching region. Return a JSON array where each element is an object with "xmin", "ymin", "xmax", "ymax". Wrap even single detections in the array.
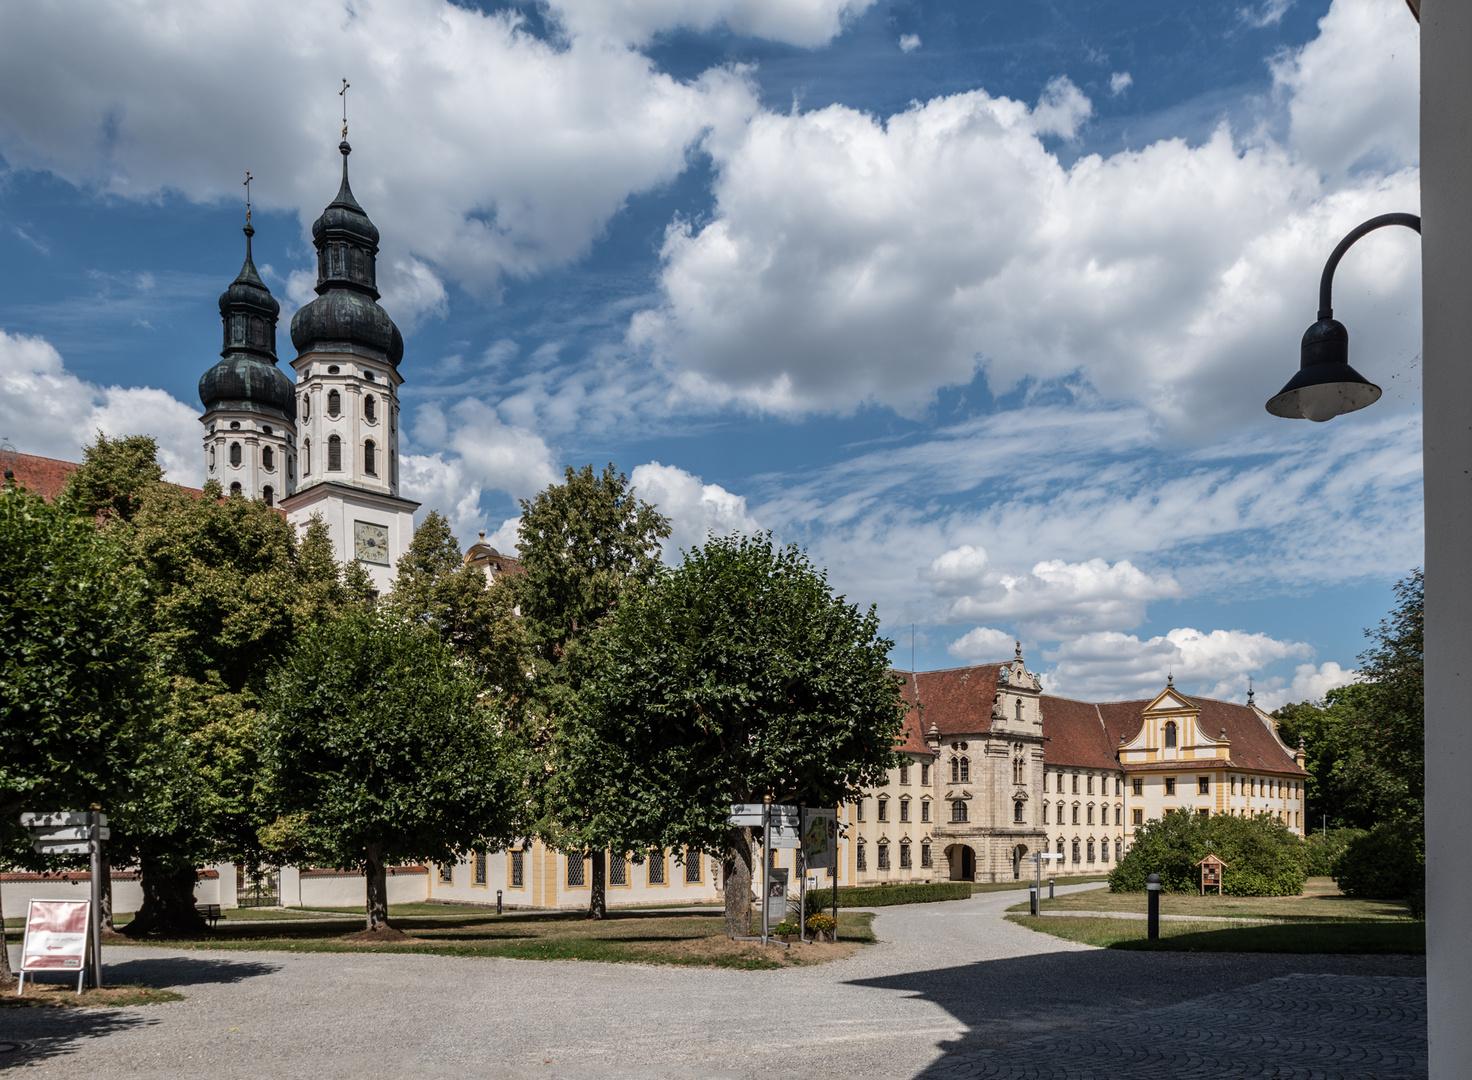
[
  {"xmin": 974, "ymin": 875, "xmax": 1109, "ymax": 895},
  {"xmin": 1007, "ymin": 877, "xmax": 1414, "ymax": 922},
  {"xmin": 1007, "ymin": 914, "xmax": 1425, "ymax": 954},
  {"xmin": 1, "ymin": 983, "xmax": 185, "ymax": 1008},
  {"xmin": 101, "ymin": 909, "xmax": 876, "ymax": 970}
]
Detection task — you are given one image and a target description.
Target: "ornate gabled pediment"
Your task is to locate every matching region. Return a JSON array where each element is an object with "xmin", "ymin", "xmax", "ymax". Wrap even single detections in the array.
[
  {"xmin": 944, "ymin": 789, "xmax": 973, "ymax": 801},
  {"xmin": 1012, "ymin": 787, "xmax": 1030, "ymax": 802},
  {"xmin": 1145, "ymin": 687, "xmax": 1199, "ymax": 713}
]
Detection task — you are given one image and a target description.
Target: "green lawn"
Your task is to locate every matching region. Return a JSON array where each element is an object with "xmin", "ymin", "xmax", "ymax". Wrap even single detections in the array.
[
  {"xmin": 1007, "ymin": 913, "xmax": 1425, "ymax": 954},
  {"xmin": 976, "ymin": 875, "xmax": 1109, "ymax": 894},
  {"xmin": 95, "ymin": 908, "xmax": 877, "ymax": 970},
  {"xmin": 1006, "ymin": 877, "xmax": 1414, "ymax": 922}
]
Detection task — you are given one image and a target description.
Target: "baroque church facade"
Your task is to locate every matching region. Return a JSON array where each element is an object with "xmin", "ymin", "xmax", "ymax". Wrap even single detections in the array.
[{"xmin": 198, "ymin": 137, "xmax": 416, "ymax": 592}]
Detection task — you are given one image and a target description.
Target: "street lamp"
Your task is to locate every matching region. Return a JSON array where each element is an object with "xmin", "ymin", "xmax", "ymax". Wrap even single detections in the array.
[{"xmin": 1265, "ymin": 213, "xmax": 1422, "ymax": 422}]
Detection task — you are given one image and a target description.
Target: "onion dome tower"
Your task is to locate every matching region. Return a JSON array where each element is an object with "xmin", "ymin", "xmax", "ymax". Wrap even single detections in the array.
[
  {"xmin": 280, "ymin": 135, "xmax": 418, "ymax": 594},
  {"xmin": 199, "ymin": 208, "xmax": 297, "ymax": 507}
]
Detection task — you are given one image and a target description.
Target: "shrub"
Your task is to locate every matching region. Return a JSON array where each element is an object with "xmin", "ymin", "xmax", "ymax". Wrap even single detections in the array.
[
  {"xmin": 1110, "ymin": 811, "xmax": 1308, "ymax": 896},
  {"xmin": 1304, "ymin": 828, "xmax": 1368, "ymax": 877},
  {"xmin": 771, "ymin": 920, "xmax": 799, "ymax": 936},
  {"xmin": 1334, "ymin": 821, "xmax": 1424, "ymax": 916},
  {"xmin": 805, "ymin": 881, "xmax": 970, "ymax": 916}
]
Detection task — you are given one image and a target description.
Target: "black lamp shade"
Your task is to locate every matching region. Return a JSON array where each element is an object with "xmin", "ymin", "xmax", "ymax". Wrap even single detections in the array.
[{"xmin": 1265, "ymin": 317, "xmax": 1382, "ymax": 422}]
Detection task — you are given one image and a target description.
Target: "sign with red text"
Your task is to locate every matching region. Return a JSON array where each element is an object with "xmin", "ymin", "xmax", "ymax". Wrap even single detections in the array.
[{"xmin": 21, "ymin": 899, "xmax": 90, "ymax": 971}]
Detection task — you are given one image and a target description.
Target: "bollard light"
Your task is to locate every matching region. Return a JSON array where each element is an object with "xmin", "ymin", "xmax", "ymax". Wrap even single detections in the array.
[
  {"xmin": 496, "ymin": 888, "xmax": 502, "ymax": 916},
  {"xmin": 1146, "ymin": 872, "xmax": 1161, "ymax": 941},
  {"xmin": 1266, "ymin": 213, "xmax": 1421, "ymax": 422}
]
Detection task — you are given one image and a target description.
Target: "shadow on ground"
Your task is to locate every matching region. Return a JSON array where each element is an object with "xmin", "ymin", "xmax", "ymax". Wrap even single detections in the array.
[
  {"xmin": 848, "ymin": 947, "xmax": 1426, "ymax": 1068},
  {"xmin": 101, "ymin": 956, "xmax": 280, "ymax": 988},
  {"xmin": 1, "ymin": 1006, "xmax": 157, "ymax": 1071}
]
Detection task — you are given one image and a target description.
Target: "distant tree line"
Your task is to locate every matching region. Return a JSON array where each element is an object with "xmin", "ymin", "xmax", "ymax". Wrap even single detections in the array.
[{"xmin": 0, "ymin": 437, "xmax": 906, "ymax": 980}]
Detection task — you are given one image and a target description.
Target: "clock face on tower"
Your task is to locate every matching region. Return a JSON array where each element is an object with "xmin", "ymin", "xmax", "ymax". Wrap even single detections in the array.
[{"xmin": 354, "ymin": 520, "xmax": 390, "ymax": 565}]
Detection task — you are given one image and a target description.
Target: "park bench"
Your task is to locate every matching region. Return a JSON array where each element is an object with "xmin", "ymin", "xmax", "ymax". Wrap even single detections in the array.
[{"xmin": 195, "ymin": 903, "xmax": 222, "ymax": 927}]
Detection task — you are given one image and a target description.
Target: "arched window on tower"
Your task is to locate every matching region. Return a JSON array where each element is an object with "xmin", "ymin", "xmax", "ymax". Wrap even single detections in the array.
[
  {"xmin": 328, "ymin": 435, "xmax": 342, "ymax": 472},
  {"xmin": 302, "ymin": 395, "xmax": 310, "ymax": 421},
  {"xmin": 262, "ymin": 446, "xmax": 274, "ymax": 471},
  {"xmin": 951, "ymin": 800, "xmax": 968, "ymax": 823},
  {"xmin": 250, "ymin": 316, "xmax": 265, "ymax": 347},
  {"xmin": 1164, "ymin": 721, "xmax": 1178, "ymax": 749},
  {"xmin": 229, "ymin": 481, "xmax": 242, "ymax": 497},
  {"xmin": 262, "ymin": 486, "xmax": 274, "ymax": 507},
  {"xmin": 390, "ymin": 451, "xmax": 397, "ymax": 488},
  {"xmin": 959, "ymin": 756, "xmax": 970, "ymax": 783},
  {"xmin": 364, "ymin": 439, "xmax": 377, "ymax": 476},
  {"xmin": 365, "ymin": 395, "xmax": 376, "ymax": 423},
  {"xmin": 208, "ymin": 446, "xmax": 216, "ymax": 471},
  {"xmin": 302, "ymin": 439, "xmax": 311, "ymax": 475},
  {"xmin": 328, "ymin": 390, "xmax": 341, "ymax": 418},
  {"xmin": 1014, "ymin": 800, "xmax": 1025, "ymax": 823},
  {"xmin": 229, "ymin": 442, "xmax": 242, "ymax": 468},
  {"xmin": 351, "ymin": 247, "xmax": 364, "ymax": 280}
]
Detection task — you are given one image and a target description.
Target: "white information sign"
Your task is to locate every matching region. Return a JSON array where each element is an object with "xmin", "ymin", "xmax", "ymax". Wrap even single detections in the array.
[
  {"xmin": 768, "ymin": 824, "xmax": 802, "ymax": 849},
  {"xmin": 764, "ymin": 868, "xmax": 790, "ymax": 924},
  {"xmin": 21, "ymin": 899, "xmax": 90, "ymax": 972},
  {"xmin": 802, "ymin": 809, "xmax": 838, "ymax": 869},
  {"xmin": 21, "ymin": 812, "xmax": 106, "ymax": 828}
]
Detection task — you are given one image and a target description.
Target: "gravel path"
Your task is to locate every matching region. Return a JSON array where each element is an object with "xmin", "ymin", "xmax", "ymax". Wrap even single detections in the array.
[{"xmin": 2, "ymin": 883, "xmax": 1424, "ymax": 1080}]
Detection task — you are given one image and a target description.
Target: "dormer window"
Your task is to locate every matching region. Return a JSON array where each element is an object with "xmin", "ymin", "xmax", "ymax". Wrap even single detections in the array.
[{"xmin": 1164, "ymin": 721, "xmax": 1178, "ymax": 748}]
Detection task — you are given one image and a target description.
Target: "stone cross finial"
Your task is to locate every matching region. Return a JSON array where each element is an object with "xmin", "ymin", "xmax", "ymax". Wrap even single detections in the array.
[
  {"xmin": 243, "ymin": 171, "xmax": 253, "ymax": 224},
  {"xmin": 340, "ymin": 77, "xmax": 351, "ymax": 139}
]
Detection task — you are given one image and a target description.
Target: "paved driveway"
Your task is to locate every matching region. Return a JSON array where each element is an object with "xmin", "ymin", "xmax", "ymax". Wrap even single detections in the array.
[{"xmin": 3, "ymin": 884, "xmax": 1425, "ymax": 1079}]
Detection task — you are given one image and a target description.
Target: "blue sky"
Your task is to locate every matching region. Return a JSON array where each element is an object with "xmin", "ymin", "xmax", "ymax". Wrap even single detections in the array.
[{"xmin": 0, "ymin": 0, "xmax": 1423, "ymax": 704}]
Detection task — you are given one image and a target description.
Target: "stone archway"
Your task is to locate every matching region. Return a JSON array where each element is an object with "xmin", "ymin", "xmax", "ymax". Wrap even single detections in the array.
[
  {"xmin": 1013, "ymin": 844, "xmax": 1029, "ymax": 880},
  {"xmin": 945, "ymin": 844, "xmax": 976, "ymax": 882}
]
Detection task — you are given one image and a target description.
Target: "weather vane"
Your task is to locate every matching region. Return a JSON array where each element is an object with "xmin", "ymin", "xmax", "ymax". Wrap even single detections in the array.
[{"xmin": 340, "ymin": 77, "xmax": 350, "ymax": 139}]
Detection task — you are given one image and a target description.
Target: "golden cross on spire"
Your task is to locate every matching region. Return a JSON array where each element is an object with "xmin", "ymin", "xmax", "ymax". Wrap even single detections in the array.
[
  {"xmin": 243, "ymin": 171, "xmax": 253, "ymax": 224},
  {"xmin": 340, "ymin": 77, "xmax": 350, "ymax": 138}
]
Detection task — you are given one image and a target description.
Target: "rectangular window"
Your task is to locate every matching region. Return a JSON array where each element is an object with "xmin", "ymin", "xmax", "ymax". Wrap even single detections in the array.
[
  {"xmin": 474, "ymin": 851, "xmax": 487, "ymax": 886},
  {"xmin": 648, "ymin": 850, "xmax": 666, "ymax": 885},
  {"xmin": 1086, "ymin": 805, "xmax": 1094, "ymax": 825},
  {"xmin": 438, "ymin": 862, "xmax": 453, "ymax": 885},
  {"xmin": 1198, "ymin": 776, "xmax": 1210, "ymax": 795},
  {"xmin": 1116, "ymin": 806, "xmax": 1123, "ymax": 826},
  {"xmin": 857, "ymin": 843, "xmax": 867, "ymax": 872},
  {"xmin": 1198, "ymin": 808, "xmax": 1210, "ymax": 817},
  {"xmin": 1132, "ymin": 778, "xmax": 1144, "ymax": 796},
  {"xmin": 1043, "ymin": 773, "xmax": 1050, "ymax": 793},
  {"xmin": 1115, "ymin": 778, "xmax": 1122, "ymax": 796},
  {"xmin": 1087, "ymin": 775, "xmax": 1094, "ymax": 795},
  {"xmin": 1087, "ymin": 841, "xmax": 1095, "ymax": 863},
  {"xmin": 510, "ymin": 849, "xmax": 524, "ymax": 888},
  {"xmin": 921, "ymin": 800, "xmax": 931, "ymax": 823},
  {"xmin": 921, "ymin": 842, "xmax": 932, "ymax": 869},
  {"xmin": 1132, "ymin": 808, "xmax": 1144, "ymax": 826},
  {"xmin": 920, "ymin": 763, "xmax": 930, "ymax": 786},
  {"xmin": 951, "ymin": 800, "xmax": 968, "ymax": 823},
  {"xmin": 1072, "ymin": 774, "xmax": 1079, "ymax": 794},
  {"xmin": 899, "ymin": 842, "xmax": 912, "ymax": 869},
  {"xmin": 1071, "ymin": 841, "xmax": 1080, "ymax": 863},
  {"xmin": 566, "ymin": 852, "xmax": 586, "ymax": 888},
  {"xmin": 1101, "ymin": 840, "xmax": 1110, "ymax": 863},
  {"xmin": 899, "ymin": 799, "xmax": 910, "ymax": 823},
  {"xmin": 1043, "ymin": 803, "xmax": 1049, "ymax": 825},
  {"xmin": 610, "ymin": 854, "xmax": 627, "ymax": 886},
  {"xmin": 877, "ymin": 843, "xmax": 890, "ymax": 871},
  {"xmin": 960, "ymin": 758, "xmax": 970, "ymax": 782},
  {"xmin": 856, "ymin": 800, "xmax": 865, "ymax": 822},
  {"xmin": 899, "ymin": 764, "xmax": 910, "ymax": 785},
  {"xmin": 877, "ymin": 799, "xmax": 888, "ymax": 822},
  {"xmin": 1072, "ymin": 805, "xmax": 1080, "ymax": 825},
  {"xmin": 1231, "ymin": 776, "xmax": 1238, "ymax": 795},
  {"xmin": 685, "ymin": 852, "xmax": 702, "ymax": 883},
  {"xmin": 1116, "ymin": 839, "xmax": 1123, "ymax": 861},
  {"xmin": 1165, "ymin": 778, "xmax": 1177, "ymax": 796}
]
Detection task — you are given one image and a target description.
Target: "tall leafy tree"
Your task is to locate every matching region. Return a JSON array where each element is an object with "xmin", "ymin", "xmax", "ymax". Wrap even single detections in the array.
[
  {"xmin": 260, "ymin": 609, "xmax": 516, "ymax": 933},
  {"xmin": 386, "ymin": 511, "xmax": 527, "ymax": 698},
  {"xmin": 512, "ymin": 465, "xmax": 670, "ymax": 917},
  {"xmin": 573, "ymin": 533, "xmax": 908, "ymax": 938},
  {"xmin": 0, "ymin": 483, "xmax": 156, "ymax": 982},
  {"xmin": 64, "ymin": 432, "xmax": 163, "ymax": 524}
]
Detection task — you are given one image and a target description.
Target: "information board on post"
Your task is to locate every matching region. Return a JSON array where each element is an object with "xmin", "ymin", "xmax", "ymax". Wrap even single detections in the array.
[
  {"xmin": 764, "ymin": 868, "xmax": 790, "ymax": 926},
  {"xmin": 801, "ymin": 808, "xmax": 837, "ymax": 870}
]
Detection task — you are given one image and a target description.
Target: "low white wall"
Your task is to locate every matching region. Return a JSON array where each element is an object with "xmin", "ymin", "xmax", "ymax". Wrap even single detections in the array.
[
  {"xmin": 287, "ymin": 867, "xmax": 429, "ymax": 909},
  {"xmin": 1, "ymin": 871, "xmax": 219, "ymax": 917}
]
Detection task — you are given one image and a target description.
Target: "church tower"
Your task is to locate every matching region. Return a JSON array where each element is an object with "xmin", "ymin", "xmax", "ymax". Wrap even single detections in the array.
[
  {"xmin": 279, "ymin": 138, "xmax": 418, "ymax": 593},
  {"xmin": 199, "ymin": 218, "xmax": 297, "ymax": 506}
]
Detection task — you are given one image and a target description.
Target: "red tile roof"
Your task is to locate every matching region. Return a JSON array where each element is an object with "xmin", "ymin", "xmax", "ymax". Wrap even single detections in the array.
[
  {"xmin": 890, "ymin": 663, "xmax": 1305, "ymax": 777},
  {"xmin": 1, "ymin": 450, "xmax": 78, "ymax": 501}
]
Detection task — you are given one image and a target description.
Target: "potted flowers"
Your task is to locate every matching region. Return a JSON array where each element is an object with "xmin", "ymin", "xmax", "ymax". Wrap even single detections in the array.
[{"xmin": 805, "ymin": 913, "xmax": 837, "ymax": 943}]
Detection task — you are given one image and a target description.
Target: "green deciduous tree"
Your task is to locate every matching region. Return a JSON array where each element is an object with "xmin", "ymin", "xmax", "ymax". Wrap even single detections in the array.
[
  {"xmin": 260, "ymin": 609, "xmax": 516, "ymax": 933},
  {"xmin": 1110, "ymin": 812, "xmax": 1308, "ymax": 896},
  {"xmin": 0, "ymin": 483, "xmax": 156, "ymax": 982},
  {"xmin": 64, "ymin": 432, "xmax": 163, "ymax": 524},
  {"xmin": 572, "ymin": 533, "xmax": 908, "ymax": 938},
  {"xmin": 511, "ymin": 465, "xmax": 670, "ymax": 918}
]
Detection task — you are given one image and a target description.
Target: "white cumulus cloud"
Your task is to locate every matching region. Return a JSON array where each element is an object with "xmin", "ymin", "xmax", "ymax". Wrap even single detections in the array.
[
  {"xmin": 947, "ymin": 626, "xmax": 1017, "ymax": 663},
  {"xmin": 630, "ymin": 461, "xmax": 762, "ymax": 558},
  {"xmin": 1109, "ymin": 71, "xmax": 1133, "ymax": 95},
  {"xmin": 0, "ymin": 329, "xmax": 200, "ymax": 484},
  {"xmin": 899, "ymin": 34, "xmax": 921, "ymax": 53}
]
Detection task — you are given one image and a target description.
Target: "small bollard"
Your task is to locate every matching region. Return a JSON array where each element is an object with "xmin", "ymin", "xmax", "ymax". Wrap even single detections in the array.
[
  {"xmin": 496, "ymin": 889, "xmax": 503, "ymax": 915},
  {"xmin": 1029, "ymin": 884, "xmax": 1039, "ymax": 916},
  {"xmin": 1146, "ymin": 873, "xmax": 1161, "ymax": 940},
  {"xmin": 1048, "ymin": 875, "xmax": 1055, "ymax": 900}
]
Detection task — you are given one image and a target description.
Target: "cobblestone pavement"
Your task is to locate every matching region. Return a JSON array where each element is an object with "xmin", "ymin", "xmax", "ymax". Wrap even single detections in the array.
[
  {"xmin": 919, "ymin": 973, "xmax": 1427, "ymax": 1079},
  {"xmin": 3, "ymin": 884, "xmax": 1425, "ymax": 1080}
]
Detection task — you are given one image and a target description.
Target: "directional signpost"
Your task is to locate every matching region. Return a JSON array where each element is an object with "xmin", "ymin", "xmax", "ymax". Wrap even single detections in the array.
[
  {"xmin": 729, "ymin": 801, "xmax": 800, "ymax": 946},
  {"xmin": 1030, "ymin": 851, "xmax": 1063, "ymax": 916},
  {"xmin": 20, "ymin": 811, "xmax": 107, "ymax": 989}
]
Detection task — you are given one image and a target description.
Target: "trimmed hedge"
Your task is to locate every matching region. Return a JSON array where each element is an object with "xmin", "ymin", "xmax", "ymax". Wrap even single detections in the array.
[
  {"xmin": 1109, "ymin": 811, "xmax": 1307, "ymax": 896},
  {"xmin": 803, "ymin": 881, "xmax": 971, "ymax": 915}
]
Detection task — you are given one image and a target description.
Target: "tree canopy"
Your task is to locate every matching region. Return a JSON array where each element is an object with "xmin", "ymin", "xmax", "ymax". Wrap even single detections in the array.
[
  {"xmin": 260, "ymin": 608, "xmax": 516, "ymax": 932},
  {"xmin": 572, "ymin": 533, "xmax": 908, "ymax": 937}
]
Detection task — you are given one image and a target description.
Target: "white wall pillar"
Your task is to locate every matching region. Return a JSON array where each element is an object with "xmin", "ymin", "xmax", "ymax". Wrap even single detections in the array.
[
  {"xmin": 278, "ymin": 865, "xmax": 301, "ymax": 908},
  {"xmin": 1420, "ymin": 1, "xmax": 1472, "ymax": 1074}
]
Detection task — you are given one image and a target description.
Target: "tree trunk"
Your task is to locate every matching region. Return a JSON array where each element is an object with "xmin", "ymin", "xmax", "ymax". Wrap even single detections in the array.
[
  {"xmin": 0, "ymin": 863, "xmax": 12, "ymax": 986},
  {"xmin": 365, "ymin": 843, "xmax": 390, "ymax": 932},
  {"xmin": 723, "ymin": 827, "xmax": 754, "ymax": 939},
  {"xmin": 587, "ymin": 850, "xmax": 606, "ymax": 919},
  {"xmin": 101, "ymin": 866, "xmax": 114, "ymax": 931},
  {"xmin": 125, "ymin": 858, "xmax": 205, "ymax": 936}
]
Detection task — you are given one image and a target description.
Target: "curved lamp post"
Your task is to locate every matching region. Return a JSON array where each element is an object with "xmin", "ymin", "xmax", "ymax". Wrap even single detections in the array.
[{"xmin": 1265, "ymin": 212, "xmax": 1422, "ymax": 422}]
